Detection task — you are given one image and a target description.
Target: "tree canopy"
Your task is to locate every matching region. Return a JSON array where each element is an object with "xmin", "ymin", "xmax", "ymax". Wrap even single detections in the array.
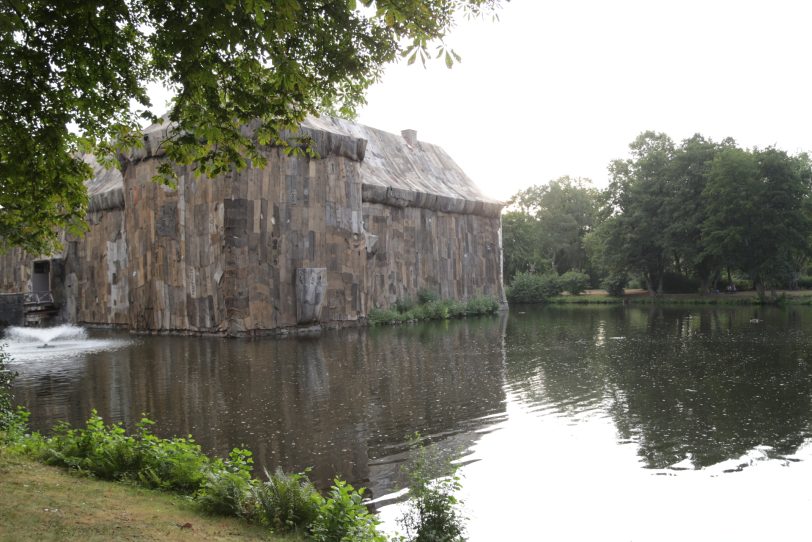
[
  {"xmin": 502, "ymin": 176, "xmax": 598, "ymax": 280},
  {"xmin": 0, "ymin": 0, "xmax": 501, "ymax": 254},
  {"xmin": 504, "ymin": 132, "xmax": 812, "ymax": 300},
  {"xmin": 590, "ymin": 134, "xmax": 812, "ymax": 297}
]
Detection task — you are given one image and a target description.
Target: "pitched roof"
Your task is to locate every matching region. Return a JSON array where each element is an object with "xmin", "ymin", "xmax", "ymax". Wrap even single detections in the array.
[
  {"xmin": 96, "ymin": 116, "xmax": 502, "ymax": 216},
  {"xmin": 83, "ymin": 155, "xmax": 124, "ymax": 211},
  {"xmin": 302, "ymin": 117, "xmax": 502, "ymax": 216}
]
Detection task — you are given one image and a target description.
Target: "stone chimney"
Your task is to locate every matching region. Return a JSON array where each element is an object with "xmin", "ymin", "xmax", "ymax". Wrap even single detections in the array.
[{"xmin": 401, "ymin": 129, "xmax": 417, "ymax": 147}]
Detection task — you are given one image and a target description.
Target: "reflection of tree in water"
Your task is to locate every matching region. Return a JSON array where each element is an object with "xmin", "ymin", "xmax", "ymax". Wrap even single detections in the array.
[
  {"xmin": 604, "ymin": 307, "xmax": 812, "ymax": 468},
  {"xmin": 505, "ymin": 306, "xmax": 812, "ymax": 469},
  {"xmin": 504, "ymin": 306, "xmax": 622, "ymax": 412}
]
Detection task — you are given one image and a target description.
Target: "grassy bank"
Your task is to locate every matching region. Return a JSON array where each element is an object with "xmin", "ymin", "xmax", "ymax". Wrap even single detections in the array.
[
  {"xmin": 544, "ymin": 290, "xmax": 812, "ymax": 306},
  {"xmin": 0, "ymin": 410, "xmax": 385, "ymax": 542},
  {"xmin": 0, "ymin": 447, "xmax": 295, "ymax": 542},
  {"xmin": 0, "ymin": 408, "xmax": 465, "ymax": 542}
]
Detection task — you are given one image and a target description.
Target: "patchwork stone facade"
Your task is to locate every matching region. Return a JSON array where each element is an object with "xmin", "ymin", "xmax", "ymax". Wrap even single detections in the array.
[{"xmin": 0, "ymin": 117, "xmax": 505, "ymax": 335}]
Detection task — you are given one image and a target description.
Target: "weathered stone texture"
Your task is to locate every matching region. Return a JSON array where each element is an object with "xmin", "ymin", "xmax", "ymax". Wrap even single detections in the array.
[
  {"xmin": 122, "ymin": 147, "xmax": 365, "ymax": 334},
  {"xmin": 0, "ymin": 248, "xmax": 32, "ymax": 293},
  {"xmin": 296, "ymin": 268, "xmax": 327, "ymax": 324},
  {"xmin": 64, "ymin": 208, "xmax": 129, "ymax": 325},
  {"xmin": 1, "ymin": 117, "xmax": 505, "ymax": 334},
  {"xmin": 363, "ymin": 204, "xmax": 504, "ymax": 308}
]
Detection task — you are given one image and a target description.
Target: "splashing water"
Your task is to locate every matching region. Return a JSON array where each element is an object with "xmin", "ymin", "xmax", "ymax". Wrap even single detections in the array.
[
  {"xmin": 2, "ymin": 325, "xmax": 128, "ymax": 364},
  {"xmin": 4, "ymin": 324, "xmax": 88, "ymax": 346}
]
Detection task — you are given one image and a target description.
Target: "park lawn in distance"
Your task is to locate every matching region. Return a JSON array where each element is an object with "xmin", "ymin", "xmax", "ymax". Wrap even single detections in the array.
[
  {"xmin": 546, "ymin": 289, "xmax": 812, "ymax": 305},
  {"xmin": 0, "ymin": 449, "xmax": 303, "ymax": 542}
]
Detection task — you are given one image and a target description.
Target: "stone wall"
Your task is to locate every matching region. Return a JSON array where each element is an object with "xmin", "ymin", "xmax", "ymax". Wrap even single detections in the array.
[
  {"xmin": 362, "ymin": 203, "xmax": 505, "ymax": 308},
  {"xmin": 123, "ymin": 147, "xmax": 367, "ymax": 335},
  {"xmin": 63, "ymin": 208, "xmax": 129, "ymax": 326},
  {"xmin": 0, "ymin": 248, "xmax": 32, "ymax": 294}
]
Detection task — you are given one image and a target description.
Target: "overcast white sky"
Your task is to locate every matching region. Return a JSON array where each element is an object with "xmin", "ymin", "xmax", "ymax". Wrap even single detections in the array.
[{"xmin": 357, "ymin": 0, "xmax": 812, "ymax": 201}]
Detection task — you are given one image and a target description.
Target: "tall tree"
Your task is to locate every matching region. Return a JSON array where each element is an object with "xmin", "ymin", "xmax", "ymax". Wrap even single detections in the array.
[
  {"xmin": 507, "ymin": 176, "xmax": 598, "ymax": 276},
  {"xmin": 599, "ymin": 131, "xmax": 675, "ymax": 294},
  {"xmin": 702, "ymin": 147, "xmax": 812, "ymax": 298},
  {"xmin": 664, "ymin": 135, "xmax": 734, "ymax": 292},
  {"xmin": 0, "ymin": 0, "xmax": 502, "ymax": 253},
  {"xmin": 501, "ymin": 211, "xmax": 549, "ymax": 280}
]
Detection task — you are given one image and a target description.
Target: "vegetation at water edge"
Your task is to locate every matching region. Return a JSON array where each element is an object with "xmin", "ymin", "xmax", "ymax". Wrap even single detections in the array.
[
  {"xmin": 368, "ymin": 293, "xmax": 500, "ymax": 326},
  {"xmin": 0, "ymin": 408, "xmax": 384, "ymax": 541},
  {"xmin": 0, "ymin": 344, "xmax": 15, "ymax": 430},
  {"xmin": 397, "ymin": 436, "xmax": 466, "ymax": 542}
]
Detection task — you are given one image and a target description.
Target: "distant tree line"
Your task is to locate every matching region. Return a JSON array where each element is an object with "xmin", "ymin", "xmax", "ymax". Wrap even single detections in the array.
[{"xmin": 502, "ymin": 131, "xmax": 812, "ymax": 301}]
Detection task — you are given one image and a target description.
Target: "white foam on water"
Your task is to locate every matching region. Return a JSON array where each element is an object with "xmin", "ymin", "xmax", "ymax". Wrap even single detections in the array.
[
  {"xmin": 2, "ymin": 325, "xmax": 128, "ymax": 363},
  {"xmin": 5, "ymin": 324, "xmax": 88, "ymax": 345}
]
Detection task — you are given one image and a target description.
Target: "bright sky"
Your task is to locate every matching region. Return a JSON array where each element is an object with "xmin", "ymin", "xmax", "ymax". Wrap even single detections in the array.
[{"xmin": 357, "ymin": 0, "xmax": 812, "ymax": 201}]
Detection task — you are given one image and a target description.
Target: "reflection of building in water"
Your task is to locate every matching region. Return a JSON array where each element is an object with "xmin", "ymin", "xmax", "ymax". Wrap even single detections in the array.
[{"xmin": 19, "ymin": 315, "xmax": 508, "ymax": 496}]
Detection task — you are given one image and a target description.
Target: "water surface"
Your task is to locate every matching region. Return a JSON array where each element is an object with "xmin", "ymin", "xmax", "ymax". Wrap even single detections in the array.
[{"xmin": 8, "ymin": 306, "xmax": 812, "ymax": 540}]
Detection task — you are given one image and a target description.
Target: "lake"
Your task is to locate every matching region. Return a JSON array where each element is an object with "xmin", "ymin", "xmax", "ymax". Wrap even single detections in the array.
[{"xmin": 7, "ymin": 305, "xmax": 812, "ymax": 540}]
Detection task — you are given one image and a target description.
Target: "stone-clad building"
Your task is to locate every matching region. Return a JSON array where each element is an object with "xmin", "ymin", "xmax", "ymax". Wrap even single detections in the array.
[{"xmin": 0, "ymin": 117, "xmax": 505, "ymax": 334}]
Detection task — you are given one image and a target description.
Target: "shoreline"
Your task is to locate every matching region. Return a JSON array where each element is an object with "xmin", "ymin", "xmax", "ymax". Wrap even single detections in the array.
[{"xmin": 540, "ymin": 290, "xmax": 812, "ymax": 306}]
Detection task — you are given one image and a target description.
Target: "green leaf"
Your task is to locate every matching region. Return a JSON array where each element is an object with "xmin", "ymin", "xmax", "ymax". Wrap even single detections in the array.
[{"xmin": 0, "ymin": 0, "xmax": 505, "ymax": 253}]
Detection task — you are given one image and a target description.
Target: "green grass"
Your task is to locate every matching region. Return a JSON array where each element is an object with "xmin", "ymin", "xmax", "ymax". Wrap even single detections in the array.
[{"xmin": 0, "ymin": 447, "xmax": 301, "ymax": 542}]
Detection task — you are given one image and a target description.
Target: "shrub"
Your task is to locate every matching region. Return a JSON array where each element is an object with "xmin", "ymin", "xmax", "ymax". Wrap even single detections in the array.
[
  {"xmin": 41, "ymin": 411, "xmax": 211, "ymax": 493},
  {"xmin": 368, "ymin": 308, "xmax": 401, "ymax": 325},
  {"xmin": 417, "ymin": 289, "xmax": 439, "ymax": 305},
  {"xmin": 558, "ymin": 271, "xmax": 590, "ymax": 295},
  {"xmin": 538, "ymin": 274, "xmax": 563, "ymax": 297},
  {"xmin": 310, "ymin": 479, "xmax": 386, "ymax": 542},
  {"xmin": 1, "ymin": 407, "xmax": 37, "ymax": 450},
  {"xmin": 369, "ymin": 296, "xmax": 499, "ymax": 325},
  {"xmin": 506, "ymin": 272, "xmax": 561, "ymax": 303},
  {"xmin": 395, "ymin": 297, "xmax": 416, "ymax": 313},
  {"xmin": 43, "ymin": 414, "xmax": 142, "ymax": 479},
  {"xmin": 253, "ymin": 468, "xmax": 321, "ymax": 532},
  {"xmin": 506, "ymin": 272, "xmax": 542, "ymax": 303},
  {"xmin": 196, "ymin": 448, "xmax": 256, "ymax": 517},
  {"xmin": 136, "ymin": 418, "xmax": 210, "ymax": 492},
  {"xmin": 422, "ymin": 301, "xmax": 449, "ymax": 320},
  {"xmin": 465, "ymin": 296, "xmax": 499, "ymax": 315},
  {"xmin": 0, "ymin": 344, "xmax": 16, "ymax": 430},
  {"xmin": 399, "ymin": 438, "xmax": 466, "ymax": 542},
  {"xmin": 601, "ymin": 274, "xmax": 627, "ymax": 297},
  {"xmin": 446, "ymin": 299, "xmax": 468, "ymax": 318}
]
